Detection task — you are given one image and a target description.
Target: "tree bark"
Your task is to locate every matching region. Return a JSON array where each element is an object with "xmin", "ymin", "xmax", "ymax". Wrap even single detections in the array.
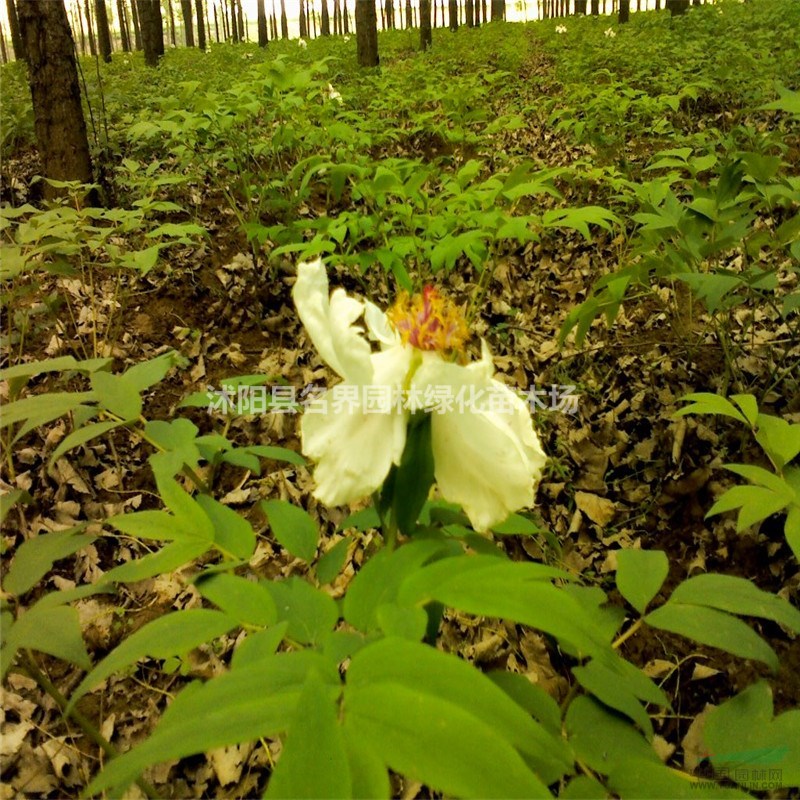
[
  {"xmin": 355, "ymin": 0, "xmax": 378, "ymax": 66},
  {"xmin": 448, "ymin": 0, "xmax": 457, "ymax": 30},
  {"xmin": 618, "ymin": 0, "xmax": 629, "ymax": 22},
  {"xmin": 195, "ymin": 0, "xmax": 206, "ymax": 47},
  {"xmin": 17, "ymin": 0, "xmax": 95, "ymax": 201},
  {"xmin": 94, "ymin": 0, "xmax": 112, "ymax": 61},
  {"xmin": 299, "ymin": 0, "xmax": 307, "ymax": 36},
  {"xmin": 666, "ymin": 0, "xmax": 689, "ymax": 14},
  {"xmin": 590, "ymin": 0, "xmax": 599, "ymax": 13},
  {"xmin": 279, "ymin": 0, "xmax": 288, "ymax": 37},
  {"xmin": 129, "ymin": 0, "xmax": 142, "ymax": 48},
  {"xmin": 420, "ymin": 0, "xmax": 431, "ymax": 49},
  {"xmin": 165, "ymin": 0, "xmax": 177, "ymax": 44},
  {"xmin": 256, "ymin": 0, "xmax": 268, "ymax": 44},
  {"xmin": 5, "ymin": 0, "xmax": 25, "ymax": 61},
  {"xmin": 180, "ymin": 0, "xmax": 194, "ymax": 44},
  {"xmin": 490, "ymin": 0, "xmax": 503, "ymax": 21},
  {"xmin": 137, "ymin": 0, "xmax": 164, "ymax": 65},
  {"xmin": 320, "ymin": 0, "xmax": 330, "ymax": 33},
  {"xmin": 342, "ymin": 0, "xmax": 349, "ymax": 33},
  {"xmin": 236, "ymin": 0, "xmax": 245, "ymax": 40},
  {"xmin": 117, "ymin": 0, "xmax": 131, "ymax": 50}
]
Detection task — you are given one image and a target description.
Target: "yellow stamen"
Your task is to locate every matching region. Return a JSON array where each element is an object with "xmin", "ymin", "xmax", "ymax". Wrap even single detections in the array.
[{"xmin": 388, "ymin": 286, "xmax": 469, "ymax": 352}]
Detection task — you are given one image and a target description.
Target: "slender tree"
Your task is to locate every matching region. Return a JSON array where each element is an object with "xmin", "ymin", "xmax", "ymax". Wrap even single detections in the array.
[
  {"xmin": 195, "ymin": 0, "xmax": 206, "ymax": 47},
  {"xmin": 321, "ymin": 0, "xmax": 331, "ymax": 33},
  {"xmin": 5, "ymin": 0, "xmax": 25, "ymax": 61},
  {"xmin": 236, "ymin": 0, "xmax": 245, "ymax": 40},
  {"xmin": 420, "ymin": 0, "xmax": 431, "ymax": 48},
  {"xmin": 618, "ymin": 0, "xmax": 629, "ymax": 21},
  {"xmin": 95, "ymin": 0, "xmax": 113, "ymax": 60},
  {"xmin": 0, "ymin": 25, "xmax": 8, "ymax": 63},
  {"xmin": 343, "ymin": 0, "xmax": 349, "ymax": 33},
  {"xmin": 166, "ymin": 0, "xmax": 177, "ymax": 43},
  {"xmin": 256, "ymin": 0, "xmax": 268, "ymax": 44},
  {"xmin": 355, "ymin": 0, "xmax": 378, "ymax": 65},
  {"xmin": 129, "ymin": 0, "xmax": 142, "ymax": 47},
  {"xmin": 117, "ymin": 0, "xmax": 130, "ymax": 50},
  {"xmin": 271, "ymin": 5, "xmax": 278, "ymax": 38},
  {"xmin": 490, "ymin": 0, "xmax": 503, "ymax": 19},
  {"xmin": 180, "ymin": 0, "xmax": 194, "ymax": 44},
  {"xmin": 72, "ymin": 2, "xmax": 87, "ymax": 54},
  {"xmin": 17, "ymin": 0, "xmax": 95, "ymax": 200},
  {"xmin": 448, "ymin": 0, "xmax": 457, "ymax": 29},
  {"xmin": 137, "ymin": 0, "xmax": 164, "ymax": 65}
]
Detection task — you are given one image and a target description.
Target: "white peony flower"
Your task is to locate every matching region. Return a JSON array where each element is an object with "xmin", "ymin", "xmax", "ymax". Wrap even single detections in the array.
[
  {"xmin": 555, "ymin": 24, "xmax": 567, "ymax": 33},
  {"xmin": 298, "ymin": 38, "xmax": 307, "ymax": 48},
  {"xmin": 604, "ymin": 27, "xmax": 616, "ymax": 37},
  {"xmin": 292, "ymin": 260, "xmax": 547, "ymax": 532},
  {"xmin": 344, "ymin": 35, "xmax": 351, "ymax": 42},
  {"xmin": 325, "ymin": 82, "xmax": 343, "ymax": 103}
]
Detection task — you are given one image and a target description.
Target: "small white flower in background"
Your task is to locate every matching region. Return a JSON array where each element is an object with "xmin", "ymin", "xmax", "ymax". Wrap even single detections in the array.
[
  {"xmin": 242, "ymin": 52, "xmax": 254, "ymax": 59},
  {"xmin": 344, "ymin": 35, "xmax": 351, "ymax": 42},
  {"xmin": 325, "ymin": 82, "xmax": 343, "ymax": 103},
  {"xmin": 555, "ymin": 24, "xmax": 567, "ymax": 34},
  {"xmin": 604, "ymin": 27, "xmax": 616, "ymax": 37},
  {"xmin": 298, "ymin": 38, "xmax": 307, "ymax": 48},
  {"xmin": 292, "ymin": 260, "xmax": 547, "ymax": 532}
]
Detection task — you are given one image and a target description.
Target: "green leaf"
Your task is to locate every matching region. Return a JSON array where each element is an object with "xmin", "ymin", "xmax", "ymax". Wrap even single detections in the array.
[
  {"xmin": 265, "ymin": 577, "xmax": 339, "ymax": 645},
  {"xmin": 0, "ymin": 489, "xmax": 31, "ymax": 525},
  {"xmin": 645, "ymin": 603, "xmax": 778, "ymax": 671},
  {"xmin": 375, "ymin": 604, "xmax": 428, "ymax": 641},
  {"xmin": 261, "ymin": 499, "xmax": 319, "ymax": 562},
  {"xmin": 565, "ymin": 695, "xmax": 659, "ymax": 775},
  {"xmin": 560, "ymin": 775, "xmax": 609, "ymax": 799},
  {"xmin": 345, "ymin": 683, "xmax": 551, "ymax": 799},
  {"xmin": 243, "ymin": 444, "xmax": 306, "ymax": 467},
  {"xmin": 68, "ymin": 609, "xmax": 239, "ymax": 711},
  {"xmin": 2, "ymin": 605, "xmax": 91, "ymax": 679},
  {"xmin": 316, "ymin": 537, "xmax": 351, "ymax": 585},
  {"xmin": 755, "ymin": 414, "xmax": 800, "ymax": 470},
  {"xmin": 123, "ymin": 352, "xmax": 180, "ymax": 392},
  {"xmin": 675, "ymin": 393, "xmax": 751, "ymax": 426},
  {"xmin": 230, "ymin": 623, "xmax": 289, "ymax": 670},
  {"xmin": 3, "ymin": 526, "xmax": 96, "ymax": 596},
  {"xmin": 487, "ymin": 671, "xmax": 563, "ymax": 736},
  {"xmin": 86, "ymin": 652, "xmax": 338, "ymax": 796},
  {"xmin": 704, "ymin": 681, "xmax": 800, "ymax": 788},
  {"xmin": 100, "ymin": 539, "xmax": 212, "ymax": 584},
  {"xmin": 398, "ymin": 557, "xmax": 605, "ymax": 658},
  {"xmin": 0, "ymin": 355, "xmax": 111, "ymax": 383},
  {"xmin": 0, "ymin": 391, "xmax": 96, "ymax": 439},
  {"xmin": 49, "ymin": 420, "xmax": 124, "ymax": 466},
  {"xmin": 572, "ymin": 660, "xmax": 654, "ymax": 739},
  {"xmin": 348, "ymin": 637, "xmax": 572, "ymax": 785},
  {"xmin": 265, "ymin": 670, "xmax": 350, "ymax": 799},
  {"xmin": 343, "ymin": 726, "xmax": 390, "ymax": 800},
  {"xmin": 615, "ymin": 550, "xmax": 669, "ymax": 614},
  {"xmin": 195, "ymin": 495, "xmax": 256, "ymax": 560},
  {"xmin": 90, "ymin": 371, "xmax": 143, "ymax": 421},
  {"xmin": 196, "ymin": 573, "xmax": 277, "ymax": 627},
  {"xmin": 491, "ymin": 513, "xmax": 544, "ymax": 536},
  {"xmin": 155, "ymin": 474, "xmax": 215, "ymax": 541},
  {"xmin": 668, "ymin": 574, "xmax": 800, "ymax": 632},
  {"xmin": 343, "ymin": 540, "xmax": 448, "ymax": 632},
  {"xmin": 608, "ymin": 758, "xmax": 749, "ymax": 798}
]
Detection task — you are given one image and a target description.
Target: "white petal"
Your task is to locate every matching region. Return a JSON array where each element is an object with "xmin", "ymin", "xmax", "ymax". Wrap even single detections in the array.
[
  {"xmin": 293, "ymin": 260, "xmax": 373, "ymax": 384},
  {"xmin": 301, "ymin": 386, "xmax": 407, "ymax": 507},
  {"xmin": 364, "ymin": 301, "xmax": 399, "ymax": 348},
  {"xmin": 412, "ymin": 344, "xmax": 546, "ymax": 531}
]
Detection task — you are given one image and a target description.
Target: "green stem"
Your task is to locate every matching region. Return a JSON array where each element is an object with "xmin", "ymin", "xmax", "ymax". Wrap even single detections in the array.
[{"xmin": 19, "ymin": 650, "xmax": 158, "ymax": 799}]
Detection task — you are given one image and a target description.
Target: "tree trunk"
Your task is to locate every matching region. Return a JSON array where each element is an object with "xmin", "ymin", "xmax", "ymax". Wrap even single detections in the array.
[
  {"xmin": 256, "ymin": 0, "xmax": 268, "ymax": 44},
  {"xmin": 5, "ymin": 0, "xmax": 25, "ymax": 61},
  {"xmin": 195, "ymin": 0, "xmax": 206, "ymax": 47},
  {"xmin": 17, "ymin": 0, "xmax": 95, "ymax": 201},
  {"xmin": 94, "ymin": 0, "xmax": 112, "ymax": 60},
  {"xmin": 129, "ymin": 0, "xmax": 142, "ymax": 48},
  {"xmin": 618, "ymin": 0, "xmax": 629, "ymax": 22},
  {"xmin": 236, "ymin": 0, "xmax": 245, "ymax": 40},
  {"xmin": 448, "ymin": 0, "xmax": 457, "ymax": 29},
  {"xmin": 279, "ymin": 0, "xmax": 288, "ymax": 37},
  {"xmin": 83, "ymin": 0, "xmax": 97, "ymax": 55},
  {"xmin": 165, "ymin": 0, "xmax": 177, "ymax": 44},
  {"xmin": 490, "ymin": 0, "xmax": 503, "ymax": 21},
  {"xmin": 590, "ymin": 0, "xmax": 599, "ymax": 13},
  {"xmin": 180, "ymin": 0, "xmax": 194, "ymax": 44},
  {"xmin": 299, "ymin": 0, "xmax": 307, "ymax": 36},
  {"xmin": 666, "ymin": 0, "xmax": 689, "ymax": 14},
  {"xmin": 420, "ymin": 0, "xmax": 431, "ymax": 48},
  {"xmin": 229, "ymin": 0, "xmax": 238, "ymax": 40},
  {"xmin": 464, "ymin": 0, "xmax": 473, "ymax": 26},
  {"xmin": 343, "ymin": 0, "xmax": 349, "ymax": 33},
  {"xmin": 320, "ymin": 0, "xmax": 330, "ymax": 33},
  {"xmin": 117, "ymin": 0, "xmax": 130, "ymax": 50},
  {"xmin": 574, "ymin": 0, "xmax": 587, "ymax": 11},
  {"xmin": 355, "ymin": 0, "xmax": 378, "ymax": 66},
  {"xmin": 385, "ymin": 0, "xmax": 393, "ymax": 28},
  {"xmin": 333, "ymin": 0, "xmax": 341, "ymax": 33},
  {"xmin": 405, "ymin": 0, "xmax": 412, "ymax": 27},
  {"xmin": 137, "ymin": 0, "xmax": 164, "ymax": 65}
]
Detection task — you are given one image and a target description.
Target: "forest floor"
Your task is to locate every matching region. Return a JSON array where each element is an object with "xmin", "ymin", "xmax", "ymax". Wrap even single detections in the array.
[{"xmin": 1, "ymin": 1, "xmax": 800, "ymax": 797}]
